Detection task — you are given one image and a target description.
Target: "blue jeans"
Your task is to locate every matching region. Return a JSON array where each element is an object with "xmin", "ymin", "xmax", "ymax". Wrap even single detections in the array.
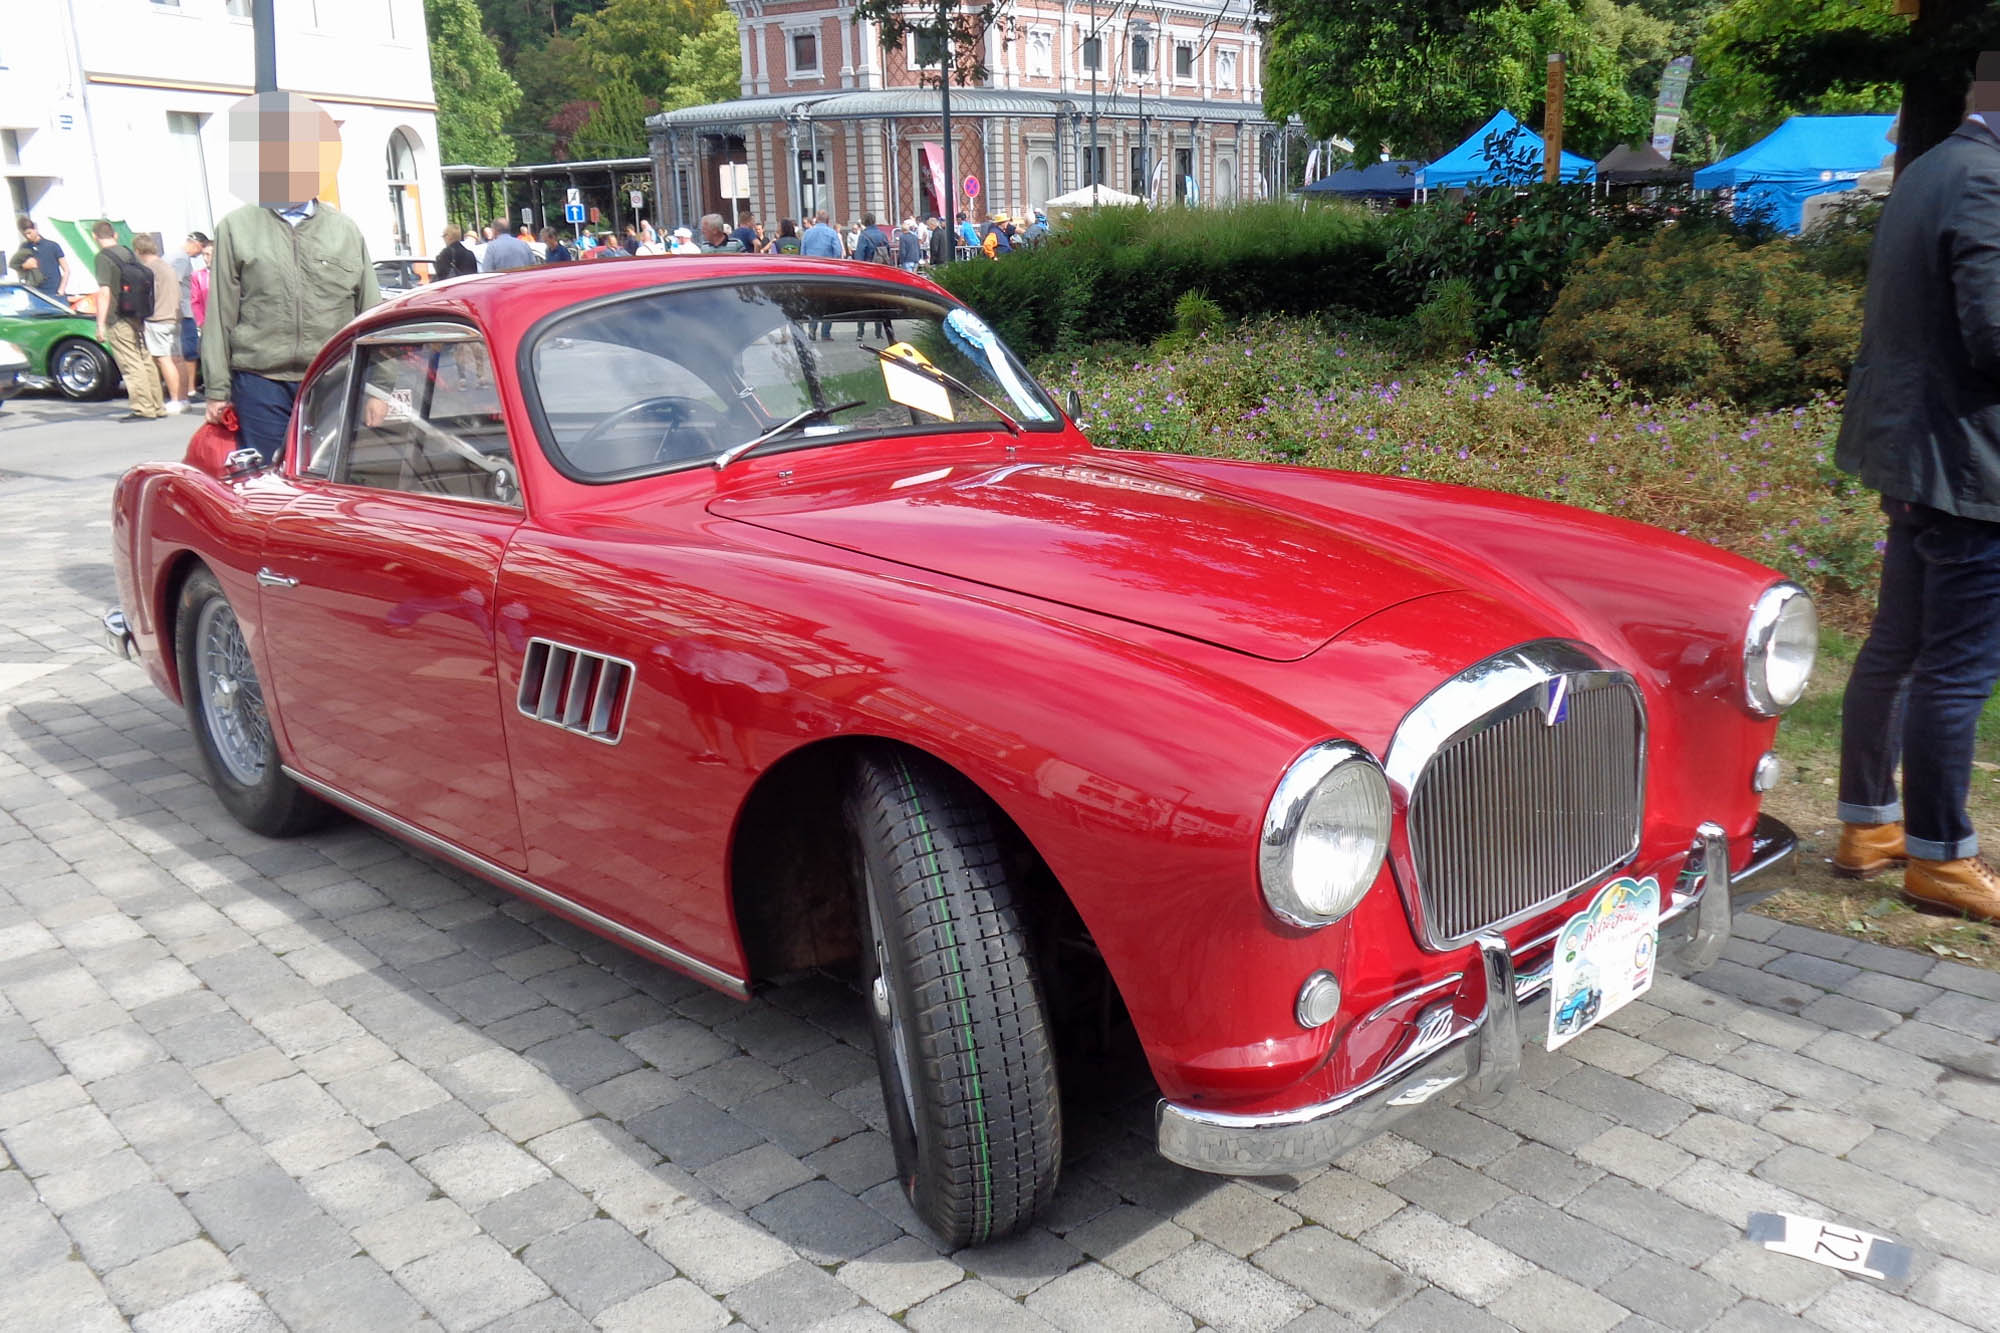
[
  {"xmin": 1838, "ymin": 498, "xmax": 2000, "ymax": 860},
  {"xmin": 231, "ymin": 371, "xmax": 298, "ymax": 466}
]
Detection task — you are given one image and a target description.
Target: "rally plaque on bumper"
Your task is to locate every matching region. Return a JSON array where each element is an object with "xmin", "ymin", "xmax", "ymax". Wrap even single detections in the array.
[{"xmin": 1546, "ymin": 875, "xmax": 1660, "ymax": 1049}]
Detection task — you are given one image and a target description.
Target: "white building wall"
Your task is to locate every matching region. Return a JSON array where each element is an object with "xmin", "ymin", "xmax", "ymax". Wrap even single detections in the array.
[{"xmin": 1, "ymin": 0, "xmax": 443, "ymax": 283}]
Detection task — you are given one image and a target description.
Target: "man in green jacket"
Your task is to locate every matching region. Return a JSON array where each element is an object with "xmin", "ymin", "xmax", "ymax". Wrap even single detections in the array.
[{"xmin": 201, "ymin": 91, "xmax": 380, "ymax": 462}]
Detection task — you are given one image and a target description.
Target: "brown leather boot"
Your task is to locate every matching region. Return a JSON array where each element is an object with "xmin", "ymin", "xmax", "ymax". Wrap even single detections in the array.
[
  {"xmin": 1833, "ymin": 822, "xmax": 1906, "ymax": 878},
  {"xmin": 1904, "ymin": 857, "xmax": 2000, "ymax": 923}
]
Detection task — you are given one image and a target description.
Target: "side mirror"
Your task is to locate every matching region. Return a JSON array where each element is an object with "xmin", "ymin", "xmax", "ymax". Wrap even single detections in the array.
[{"xmin": 1065, "ymin": 388, "xmax": 1081, "ymax": 420}]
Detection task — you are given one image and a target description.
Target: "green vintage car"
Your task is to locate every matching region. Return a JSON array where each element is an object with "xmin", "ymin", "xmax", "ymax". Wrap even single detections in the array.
[{"xmin": 0, "ymin": 282, "xmax": 119, "ymax": 400}]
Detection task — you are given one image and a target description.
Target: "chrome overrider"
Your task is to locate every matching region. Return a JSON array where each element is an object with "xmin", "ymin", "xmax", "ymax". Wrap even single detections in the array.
[
  {"xmin": 1157, "ymin": 814, "xmax": 1797, "ymax": 1176},
  {"xmin": 102, "ymin": 609, "xmax": 134, "ymax": 661}
]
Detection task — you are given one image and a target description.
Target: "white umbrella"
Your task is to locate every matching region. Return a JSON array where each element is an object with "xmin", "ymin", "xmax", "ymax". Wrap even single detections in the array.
[{"xmin": 1043, "ymin": 183, "xmax": 1145, "ymax": 210}]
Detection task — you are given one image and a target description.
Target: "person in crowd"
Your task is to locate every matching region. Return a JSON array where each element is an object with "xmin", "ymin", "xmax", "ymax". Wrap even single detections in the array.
[
  {"xmin": 12, "ymin": 216, "xmax": 71, "ymax": 297},
  {"xmin": 541, "ymin": 228, "xmax": 572, "ymax": 263},
  {"xmin": 925, "ymin": 214, "xmax": 952, "ymax": 268},
  {"xmin": 519, "ymin": 225, "xmax": 546, "ymax": 261},
  {"xmin": 853, "ymin": 213, "xmax": 890, "ymax": 263},
  {"xmin": 801, "ymin": 209, "xmax": 842, "ymax": 258},
  {"xmin": 187, "ymin": 234, "xmax": 212, "ymax": 396},
  {"xmin": 700, "ymin": 214, "xmax": 746, "ymax": 253},
  {"xmin": 773, "ymin": 219, "xmax": 802, "ymax": 255},
  {"xmin": 956, "ymin": 211, "xmax": 980, "ymax": 254},
  {"xmin": 1022, "ymin": 210, "xmax": 1050, "ymax": 248},
  {"xmin": 134, "ymin": 234, "xmax": 184, "ymax": 411},
  {"xmin": 202, "ymin": 90, "xmax": 379, "ymax": 461},
  {"xmin": 1834, "ymin": 52, "xmax": 2000, "ymax": 922},
  {"xmin": 469, "ymin": 224, "xmax": 491, "ymax": 268},
  {"xmin": 670, "ymin": 226, "xmax": 701, "ymax": 255},
  {"xmin": 620, "ymin": 224, "xmax": 642, "ymax": 255},
  {"xmin": 433, "ymin": 224, "xmax": 478, "ymax": 281},
  {"xmin": 896, "ymin": 218, "xmax": 923, "ymax": 272},
  {"xmin": 170, "ymin": 232, "xmax": 206, "ymax": 403},
  {"xmin": 481, "ymin": 217, "xmax": 535, "ymax": 271},
  {"xmin": 731, "ymin": 210, "xmax": 760, "ymax": 255},
  {"xmin": 91, "ymin": 221, "xmax": 165, "ymax": 421}
]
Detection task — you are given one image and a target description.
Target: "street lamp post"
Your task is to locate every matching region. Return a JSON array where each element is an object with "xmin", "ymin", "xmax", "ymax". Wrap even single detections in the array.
[
  {"xmin": 936, "ymin": 0, "xmax": 955, "ymax": 222},
  {"xmin": 1132, "ymin": 19, "xmax": 1152, "ymax": 202}
]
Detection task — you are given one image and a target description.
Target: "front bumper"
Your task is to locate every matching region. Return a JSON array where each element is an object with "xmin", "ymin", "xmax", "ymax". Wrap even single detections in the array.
[{"xmin": 1157, "ymin": 814, "xmax": 1796, "ymax": 1176}]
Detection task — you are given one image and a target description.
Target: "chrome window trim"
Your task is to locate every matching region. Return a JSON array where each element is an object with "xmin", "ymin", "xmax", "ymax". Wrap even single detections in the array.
[
  {"xmin": 353, "ymin": 321, "xmax": 486, "ymax": 345},
  {"xmin": 281, "ymin": 766, "xmax": 749, "ymax": 998},
  {"xmin": 1385, "ymin": 639, "xmax": 1647, "ymax": 952}
]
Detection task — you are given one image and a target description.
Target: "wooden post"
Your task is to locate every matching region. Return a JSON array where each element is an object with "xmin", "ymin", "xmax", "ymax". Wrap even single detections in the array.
[{"xmin": 1544, "ymin": 53, "xmax": 1566, "ymax": 184}]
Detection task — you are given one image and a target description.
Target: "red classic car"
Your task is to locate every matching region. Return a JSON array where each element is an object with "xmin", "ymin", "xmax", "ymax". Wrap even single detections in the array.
[{"xmin": 105, "ymin": 257, "xmax": 1812, "ymax": 1247}]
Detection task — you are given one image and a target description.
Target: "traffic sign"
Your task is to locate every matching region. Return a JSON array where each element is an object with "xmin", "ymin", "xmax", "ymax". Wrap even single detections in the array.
[
  {"xmin": 629, "ymin": 189, "xmax": 643, "ymax": 212},
  {"xmin": 565, "ymin": 187, "xmax": 582, "ymax": 206},
  {"xmin": 963, "ymin": 176, "xmax": 980, "ymax": 199},
  {"xmin": 564, "ymin": 203, "xmax": 587, "ymax": 224}
]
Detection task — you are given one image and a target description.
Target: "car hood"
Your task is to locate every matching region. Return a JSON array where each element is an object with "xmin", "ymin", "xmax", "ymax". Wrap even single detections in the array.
[{"xmin": 708, "ymin": 456, "xmax": 1460, "ymax": 660}]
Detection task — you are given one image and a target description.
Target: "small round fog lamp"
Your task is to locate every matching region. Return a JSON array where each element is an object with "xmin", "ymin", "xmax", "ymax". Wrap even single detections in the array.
[{"xmin": 1295, "ymin": 971, "xmax": 1342, "ymax": 1030}]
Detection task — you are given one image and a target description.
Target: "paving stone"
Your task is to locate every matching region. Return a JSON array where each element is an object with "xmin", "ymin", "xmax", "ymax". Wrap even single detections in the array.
[
  {"xmin": 352, "ymin": 1196, "xmax": 481, "ymax": 1270},
  {"xmin": 1806, "ymin": 1279, "xmax": 1978, "ymax": 1333},
  {"xmin": 1282, "ymin": 1168, "xmax": 1408, "ymax": 1237},
  {"xmin": 1754, "ymin": 1145, "xmax": 1928, "ymax": 1231},
  {"xmin": 1369, "ymin": 1286, "xmax": 1512, "ymax": 1333},
  {"xmin": 374, "ymin": 1098, "xmax": 487, "ymax": 1158},
  {"xmin": 1759, "ymin": 1107, "xmax": 1876, "ymax": 1156},
  {"xmin": 262, "ymin": 1255, "xmax": 426, "ymax": 1333},
  {"xmin": 906, "ymin": 1278, "xmax": 1062, "ymax": 1333},
  {"xmin": 326, "ymin": 1060, "xmax": 451, "ymax": 1127},
  {"xmin": 130, "ymin": 1281, "xmax": 284, "ymax": 1333},
  {"xmin": 1597, "ymin": 1255, "xmax": 1736, "ymax": 1332},
  {"xmin": 521, "ymin": 1217, "xmax": 675, "ymax": 1317},
  {"xmin": 183, "ymin": 1164, "xmax": 319, "ymax": 1251},
  {"xmin": 696, "ymin": 1141, "xmax": 816, "ymax": 1209},
  {"xmin": 1551, "ymin": 1066, "xmax": 1696, "ymax": 1136},
  {"xmin": 1667, "ymin": 1112, "xmax": 1785, "ymax": 1170},
  {"xmin": 627, "ymin": 1095, "xmax": 762, "ymax": 1169},
  {"xmin": 1394, "ymin": 1105, "xmax": 1519, "ymax": 1167},
  {"xmin": 1696, "ymin": 1241, "xmax": 1841, "ymax": 1314},
  {"xmin": 396, "ymin": 1234, "xmax": 552, "ymax": 1332},
  {"xmin": 751, "ymin": 1179, "xmax": 903, "ymax": 1265},
  {"xmin": 477, "ymin": 1176, "xmax": 599, "ymax": 1252},
  {"xmin": 416, "ymin": 1130, "xmax": 553, "ymax": 1210},
  {"xmin": 59, "ymin": 1180, "xmax": 200, "ymax": 1271},
  {"xmin": 264, "ymin": 1116, "xmax": 379, "ymax": 1176},
  {"xmin": 724, "ymin": 1258, "xmax": 859, "ymax": 1332},
  {"xmin": 1487, "ymin": 1270, "xmax": 1630, "ymax": 1333},
  {"xmin": 1475, "ymin": 1086, "xmax": 1616, "ymax": 1152},
  {"xmin": 647, "ymin": 1203, "xmax": 799, "ymax": 1292},
  {"xmin": 300, "ymin": 1147, "xmax": 432, "ymax": 1227},
  {"xmin": 1471, "ymin": 1194, "xmax": 1644, "ymax": 1287},
  {"xmin": 582, "ymin": 1067, "xmax": 681, "ymax": 1121},
  {"xmin": 837, "ymin": 1234, "xmax": 965, "ymax": 1313},
  {"xmin": 1359, "ymin": 1206, "xmax": 1533, "ymax": 1304},
  {"xmin": 226, "ymin": 1210, "xmax": 361, "ymax": 1287},
  {"xmin": 804, "ymin": 1130, "xmax": 898, "ymax": 1195},
  {"xmin": 1386, "ymin": 1153, "xmax": 1512, "ymax": 1225},
  {"xmin": 1025, "ymin": 1259, "xmax": 1194, "ymax": 1333},
  {"xmin": 527, "ymin": 1117, "xmax": 660, "ymax": 1193},
  {"xmin": 956, "ymin": 1224, "xmax": 1085, "ymax": 1297},
  {"xmin": 595, "ymin": 1278, "xmax": 732, "ymax": 1333},
  {"xmin": 1564, "ymin": 1175, "xmax": 1737, "ymax": 1267},
  {"xmin": 1066, "ymin": 1202, "xmax": 1197, "ymax": 1276},
  {"xmin": 1137, "ymin": 1241, "xmax": 1314, "ymax": 1333},
  {"xmin": 1173, "ymin": 1180, "xmax": 1302, "ymax": 1255},
  {"xmin": 101, "ymin": 1239, "xmax": 233, "ymax": 1317},
  {"xmin": 1251, "ymin": 1225, "xmax": 1423, "ymax": 1325},
  {"xmin": 1909, "ymin": 1257, "xmax": 2000, "ymax": 1332},
  {"xmin": 622, "ymin": 1019, "xmax": 736, "ymax": 1076}
]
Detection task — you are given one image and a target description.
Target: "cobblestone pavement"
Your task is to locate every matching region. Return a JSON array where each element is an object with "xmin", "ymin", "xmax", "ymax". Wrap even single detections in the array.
[{"xmin": 3, "ymin": 405, "xmax": 2000, "ymax": 1332}]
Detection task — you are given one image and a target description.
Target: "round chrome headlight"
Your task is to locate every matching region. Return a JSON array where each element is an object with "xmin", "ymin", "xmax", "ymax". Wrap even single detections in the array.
[
  {"xmin": 1260, "ymin": 741, "xmax": 1391, "ymax": 928},
  {"xmin": 1744, "ymin": 582, "xmax": 1817, "ymax": 716}
]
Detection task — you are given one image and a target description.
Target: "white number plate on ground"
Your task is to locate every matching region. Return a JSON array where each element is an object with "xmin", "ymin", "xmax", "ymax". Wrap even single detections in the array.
[{"xmin": 1547, "ymin": 875, "xmax": 1659, "ymax": 1050}]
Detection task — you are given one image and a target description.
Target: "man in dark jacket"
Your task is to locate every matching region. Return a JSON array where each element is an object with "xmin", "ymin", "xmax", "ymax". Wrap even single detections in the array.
[
  {"xmin": 433, "ymin": 225, "xmax": 478, "ymax": 280},
  {"xmin": 1834, "ymin": 54, "xmax": 2000, "ymax": 921},
  {"xmin": 926, "ymin": 214, "xmax": 952, "ymax": 268}
]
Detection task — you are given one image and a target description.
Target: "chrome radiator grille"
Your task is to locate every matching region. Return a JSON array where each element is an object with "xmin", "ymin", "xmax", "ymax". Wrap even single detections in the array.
[{"xmin": 1406, "ymin": 674, "xmax": 1643, "ymax": 947}]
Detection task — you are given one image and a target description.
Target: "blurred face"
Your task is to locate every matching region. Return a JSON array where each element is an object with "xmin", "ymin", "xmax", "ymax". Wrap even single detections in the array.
[
  {"xmin": 184, "ymin": 237, "xmax": 202, "ymax": 256},
  {"xmin": 226, "ymin": 91, "xmax": 341, "ymax": 207},
  {"xmin": 22, "ymin": 226, "xmax": 39, "ymax": 242}
]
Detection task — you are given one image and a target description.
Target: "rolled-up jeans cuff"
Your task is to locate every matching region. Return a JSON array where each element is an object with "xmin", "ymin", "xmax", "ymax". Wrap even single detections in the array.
[
  {"xmin": 1836, "ymin": 801, "xmax": 1901, "ymax": 824},
  {"xmin": 1908, "ymin": 833, "xmax": 1978, "ymax": 862}
]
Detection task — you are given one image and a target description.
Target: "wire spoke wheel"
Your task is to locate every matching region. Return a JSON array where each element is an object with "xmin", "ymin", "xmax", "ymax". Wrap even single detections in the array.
[{"xmin": 194, "ymin": 596, "xmax": 270, "ymax": 786}]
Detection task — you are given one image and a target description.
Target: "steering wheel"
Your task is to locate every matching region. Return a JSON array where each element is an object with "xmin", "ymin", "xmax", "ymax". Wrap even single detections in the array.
[{"xmin": 575, "ymin": 395, "xmax": 724, "ymax": 465}]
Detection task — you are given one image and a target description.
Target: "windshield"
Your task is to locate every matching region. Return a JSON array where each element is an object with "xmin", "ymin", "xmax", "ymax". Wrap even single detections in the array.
[{"xmin": 525, "ymin": 279, "xmax": 1060, "ymax": 480}]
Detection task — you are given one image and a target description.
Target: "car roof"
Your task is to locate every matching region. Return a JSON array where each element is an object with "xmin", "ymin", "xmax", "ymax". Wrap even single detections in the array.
[{"xmin": 360, "ymin": 257, "xmax": 950, "ymax": 349}]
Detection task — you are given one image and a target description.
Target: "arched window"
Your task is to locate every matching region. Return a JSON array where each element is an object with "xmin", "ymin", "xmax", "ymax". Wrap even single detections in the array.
[
  {"xmin": 386, "ymin": 128, "xmax": 422, "ymax": 257},
  {"xmin": 1029, "ymin": 156, "xmax": 1051, "ymax": 210}
]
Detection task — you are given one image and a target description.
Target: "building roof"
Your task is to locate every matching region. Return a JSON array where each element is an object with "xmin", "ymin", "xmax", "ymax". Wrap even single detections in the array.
[{"xmin": 649, "ymin": 87, "xmax": 1279, "ymax": 131}]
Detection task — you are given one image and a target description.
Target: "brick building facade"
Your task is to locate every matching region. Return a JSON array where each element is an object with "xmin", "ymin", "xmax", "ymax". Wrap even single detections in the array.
[{"xmin": 648, "ymin": 1, "xmax": 1286, "ymax": 228}]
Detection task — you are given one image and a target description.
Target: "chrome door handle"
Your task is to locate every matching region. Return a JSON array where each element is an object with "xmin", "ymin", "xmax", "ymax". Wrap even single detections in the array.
[{"xmin": 256, "ymin": 568, "xmax": 298, "ymax": 588}]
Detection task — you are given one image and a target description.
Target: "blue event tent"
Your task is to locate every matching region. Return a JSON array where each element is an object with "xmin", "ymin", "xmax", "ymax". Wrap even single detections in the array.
[
  {"xmin": 1416, "ymin": 110, "xmax": 1595, "ymax": 190},
  {"xmin": 1692, "ymin": 114, "xmax": 1895, "ymax": 233},
  {"xmin": 1301, "ymin": 160, "xmax": 1422, "ymax": 198}
]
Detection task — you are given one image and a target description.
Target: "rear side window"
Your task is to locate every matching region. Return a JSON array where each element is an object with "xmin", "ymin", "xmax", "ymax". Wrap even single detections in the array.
[{"xmin": 336, "ymin": 326, "xmax": 520, "ymax": 506}]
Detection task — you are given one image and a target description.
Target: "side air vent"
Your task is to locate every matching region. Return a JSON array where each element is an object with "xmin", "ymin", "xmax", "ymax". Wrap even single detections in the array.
[{"xmin": 517, "ymin": 639, "xmax": 634, "ymax": 744}]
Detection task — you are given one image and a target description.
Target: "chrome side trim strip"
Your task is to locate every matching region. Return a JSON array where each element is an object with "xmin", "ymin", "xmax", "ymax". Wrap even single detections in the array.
[{"xmin": 282, "ymin": 766, "xmax": 749, "ymax": 998}]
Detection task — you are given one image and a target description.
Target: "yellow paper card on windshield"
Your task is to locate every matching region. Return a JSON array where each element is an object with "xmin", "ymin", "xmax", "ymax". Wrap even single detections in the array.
[{"xmin": 880, "ymin": 348, "xmax": 954, "ymax": 421}]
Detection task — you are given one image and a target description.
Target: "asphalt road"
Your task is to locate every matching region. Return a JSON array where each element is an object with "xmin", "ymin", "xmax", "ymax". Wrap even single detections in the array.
[{"xmin": 2, "ymin": 391, "xmax": 1997, "ymax": 1332}]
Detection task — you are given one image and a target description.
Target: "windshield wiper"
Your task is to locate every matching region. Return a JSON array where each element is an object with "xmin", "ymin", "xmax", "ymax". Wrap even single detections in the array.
[
  {"xmin": 858, "ymin": 345, "xmax": 1024, "ymax": 437},
  {"xmin": 713, "ymin": 400, "xmax": 867, "ymax": 469}
]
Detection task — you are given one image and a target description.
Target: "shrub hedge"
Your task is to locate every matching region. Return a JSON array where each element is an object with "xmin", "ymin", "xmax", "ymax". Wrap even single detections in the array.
[
  {"xmin": 1538, "ymin": 230, "xmax": 1864, "ymax": 410},
  {"xmin": 935, "ymin": 202, "xmax": 1412, "ymax": 357}
]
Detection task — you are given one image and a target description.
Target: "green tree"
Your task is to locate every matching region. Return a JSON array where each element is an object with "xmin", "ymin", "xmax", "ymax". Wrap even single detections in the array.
[
  {"xmin": 660, "ymin": 9, "xmax": 743, "ymax": 112},
  {"xmin": 474, "ymin": 0, "xmax": 599, "ymax": 61},
  {"xmin": 511, "ymin": 33, "xmax": 596, "ymax": 157},
  {"xmin": 571, "ymin": 0, "xmax": 722, "ymax": 102},
  {"xmin": 426, "ymin": 0, "xmax": 522, "ymax": 165},
  {"xmin": 1263, "ymin": 0, "xmax": 1647, "ymax": 162},
  {"xmin": 1694, "ymin": 0, "xmax": 2000, "ymax": 167},
  {"xmin": 575, "ymin": 75, "xmax": 651, "ymax": 157}
]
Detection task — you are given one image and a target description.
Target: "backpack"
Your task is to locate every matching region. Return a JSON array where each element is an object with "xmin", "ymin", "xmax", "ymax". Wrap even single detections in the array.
[
  {"xmin": 872, "ymin": 228, "xmax": 895, "ymax": 263},
  {"xmin": 109, "ymin": 246, "xmax": 154, "ymax": 319}
]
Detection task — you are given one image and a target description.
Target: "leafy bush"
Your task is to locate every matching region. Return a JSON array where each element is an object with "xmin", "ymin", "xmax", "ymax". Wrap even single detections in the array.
[
  {"xmin": 1172, "ymin": 291, "xmax": 1226, "ymax": 341},
  {"xmin": 1053, "ymin": 318, "xmax": 1880, "ymax": 625},
  {"xmin": 1413, "ymin": 277, "xmax": 1480, "ymax": 356},
  {"xmin": 1538, "ymin": 231, "xmax": 1863, "ymax": 409},
  {"xmin": 935, "ymin": 202, "xmax": 1410, "ymax": 358},
  {"xmin": 1797, "ymin": 194, "xmax": 1883, "ymax": 287}
]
